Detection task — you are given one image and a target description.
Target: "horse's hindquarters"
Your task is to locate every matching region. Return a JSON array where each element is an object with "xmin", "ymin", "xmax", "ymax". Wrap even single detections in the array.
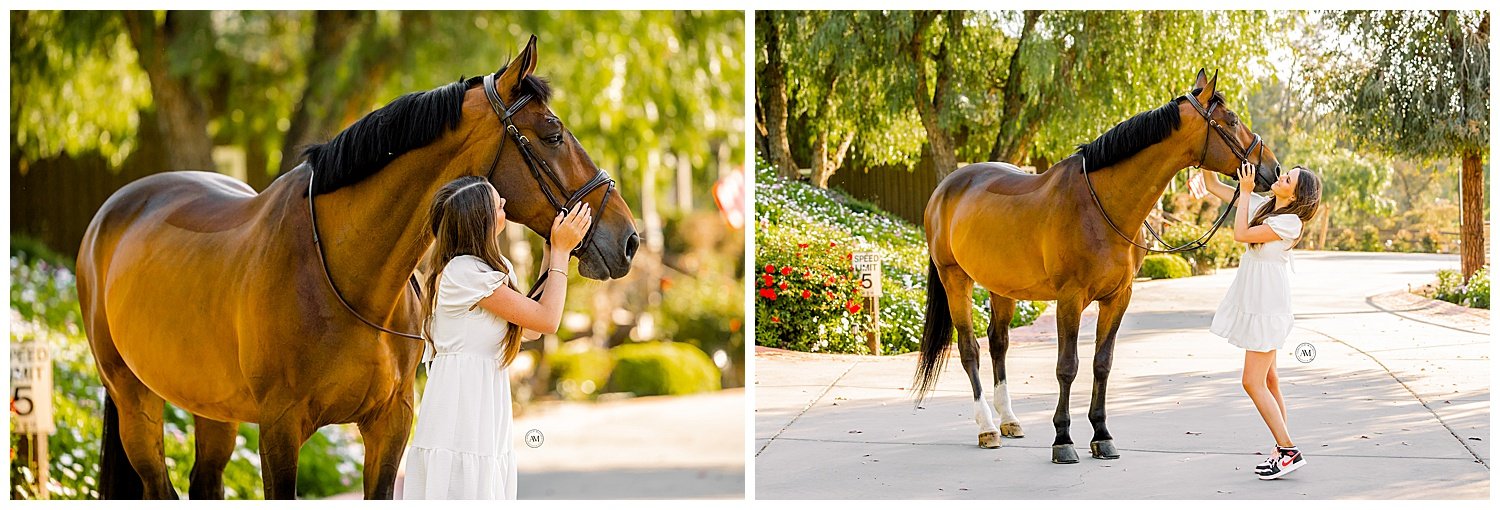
[{"xmin": 81, "ymin": 172, "xmax": 263, "ymax": 423}]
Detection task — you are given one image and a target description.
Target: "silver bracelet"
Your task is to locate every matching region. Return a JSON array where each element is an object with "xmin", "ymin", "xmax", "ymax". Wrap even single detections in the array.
[{"xmin": 548, "ymin": 267, "xmax": 567, "ymax": 277}]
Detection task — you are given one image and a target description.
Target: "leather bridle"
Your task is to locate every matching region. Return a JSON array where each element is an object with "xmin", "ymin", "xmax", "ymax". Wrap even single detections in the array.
[
  {"xmin": 481, "ymin": 73, "xmax": 614, "ymax": 258},
  {"xmin": 305, "ymin": 70, "xmax": 616, "ymax": 341},
  {"xmin": 1082, "ymin": 90, "xmax": 1276, "ymax": 254}
]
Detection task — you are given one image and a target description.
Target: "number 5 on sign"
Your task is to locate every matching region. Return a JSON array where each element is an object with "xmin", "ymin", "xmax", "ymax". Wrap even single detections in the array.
[{"xmin": 852, "ymin": 252, "xmax": 882, "ymax": 297}]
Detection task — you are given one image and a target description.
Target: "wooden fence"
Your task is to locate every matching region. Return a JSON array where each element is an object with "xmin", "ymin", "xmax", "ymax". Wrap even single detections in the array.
[{"xmin": 825, "ymin": 162, "xmax": 938, "ymax": 226}]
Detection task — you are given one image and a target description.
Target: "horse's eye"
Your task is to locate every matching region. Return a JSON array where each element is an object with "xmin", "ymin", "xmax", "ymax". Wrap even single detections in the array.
[{"xmin": 544, "ymin": 134, "xmax": 564, "ymax": 146}]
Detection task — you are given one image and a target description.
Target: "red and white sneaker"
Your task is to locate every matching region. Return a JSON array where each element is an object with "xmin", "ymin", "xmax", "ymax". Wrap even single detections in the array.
[{"xmin": 1257, "ymin": 448, "xmax": 1305, "ymax": 480}]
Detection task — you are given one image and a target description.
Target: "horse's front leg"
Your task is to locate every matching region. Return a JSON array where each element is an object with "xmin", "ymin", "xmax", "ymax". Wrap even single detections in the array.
[
  {"xmin": 358, "ymin": 396, "xmax": 415, "ymax": 499},
  {"xmin": 1051, "ymin": 295, "xmax": 1087, "ymax": 464},
  {"xmin": 258, "ymin": 405, "xmax": 316, "ymax": 499},
  {"xmin": 1088, "ymin": 287, "xmax": 1132, "ymax": 460}
]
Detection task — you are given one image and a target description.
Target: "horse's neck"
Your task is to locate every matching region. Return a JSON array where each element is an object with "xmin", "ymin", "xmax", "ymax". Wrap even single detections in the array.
[
  {"xmin": 310, "ymin": 148, "xmax": 466, "ymax": 318},
  {"xmin": 1085, "ymin": 143, "xmax": 1193, "ymax": 235}
]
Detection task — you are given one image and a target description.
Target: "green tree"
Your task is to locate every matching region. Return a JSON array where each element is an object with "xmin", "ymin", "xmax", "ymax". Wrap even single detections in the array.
[{"xmin": 1307, "ymin": 10, "xmax": 1489, "ymax": 278}]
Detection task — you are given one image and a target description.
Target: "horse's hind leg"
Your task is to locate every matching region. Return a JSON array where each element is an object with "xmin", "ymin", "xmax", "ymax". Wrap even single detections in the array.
[
  {"xmin": 987, "ymin": 293, "xmax": 1023, "ymax": 438},
  {"xmin": 938, "ymin": 266, "xmax": 1001, "ymax": 448},
  {"xmin": 1087, "ymin": 288, "xmax": 1131, "ymax": 460},
  {"xmin": 101, "ymin": 373, "xmax": 180, "ymax": 498},
  {"xmin": 189, "ymin": 415, "xmax": 238, "ymax": 499}
]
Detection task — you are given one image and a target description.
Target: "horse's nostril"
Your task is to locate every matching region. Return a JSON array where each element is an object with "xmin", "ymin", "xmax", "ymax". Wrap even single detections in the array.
[{"xmin": 624, "ymin": 233, "xmax": 640, "ymax": 260}]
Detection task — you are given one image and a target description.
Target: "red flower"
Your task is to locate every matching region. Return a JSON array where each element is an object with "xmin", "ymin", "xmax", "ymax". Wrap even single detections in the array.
[
  {"xmin": 801, "ymin": 290, "xmax": 812, "ymax": 299},
  {"xmin": 764, "ymin": 264, "xmax": 775, "ymax": 274},
  {"xmin": 762, "ymin": 274, "xmax": 773, "ymax": 287},
  {"xmin": 826, "ymin": 276, "xmax": 835, "ymax": 285},
  {"xmin": 846, "ymin": 252, "xmax": 853, "ymax": 260},
  {"xmin": 826, "ymin": 291, "xmax": 836, "ymax": 300},
  {"xmin": 780, "ymin": 266, "xmax": 793, "ymax": 275},
  {"xmin": 803, "ymin": 271, "xmax": 812, "ymax": 278},
  {"xmin": 778, "ymin": 282, "xmax": 788, "ymax": 290},
  {"xmin": 759, "ymin": 288, "xmax": 777, "ymax": 300},
  {"xmin": 846, "ymin": 300, "xmax": 862, "ymax": 314},
  {"xmin": 771, "ymin": 316, "xmax": 781, "ymax": 323},
  {"xmin": 830, "ymin": 241, "xmax": 838, "ymax": 248},
  {"xmin": 798, "ymin": 243, "xmax": 809, "ymax": 248}
]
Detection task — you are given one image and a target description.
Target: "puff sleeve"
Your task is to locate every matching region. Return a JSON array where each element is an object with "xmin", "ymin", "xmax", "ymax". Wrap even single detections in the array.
[
  {"xmin": 437, "ymin": 256, "xmax": 510, "ymax": 317},
  {"xmin": 1264, "ymin": 214, "xmax": 1302, "ymax": 242}
]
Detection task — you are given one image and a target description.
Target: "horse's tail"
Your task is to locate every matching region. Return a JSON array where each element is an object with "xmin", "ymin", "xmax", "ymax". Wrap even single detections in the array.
[
  {"xmin": 913, "ymin": 258, "xmax": 952, "ymax": 403},
  {"xmin": 99, "ymin": 393, "xmax": 144, "ymax": 499}
]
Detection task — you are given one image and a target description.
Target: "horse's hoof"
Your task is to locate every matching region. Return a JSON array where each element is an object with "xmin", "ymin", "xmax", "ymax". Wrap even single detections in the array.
[
  {"xmin": 979, "ymin": 431, "xmax": 1002, "ymax": 449},
  {"xmin": 1052, "ymin": 444, "xmax": 1079, "ymax": 464},
  {"xmin": 1090, "ymin": 440, "xmax": 1121, "ymax": 460},
  {"xmin": 1000, "ymin": 422, "xmax": 1025, "ymax": 438}
]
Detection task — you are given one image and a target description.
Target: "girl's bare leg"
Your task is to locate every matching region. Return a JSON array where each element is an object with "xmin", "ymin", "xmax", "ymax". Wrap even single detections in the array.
[
  {"xmin": 1267, "ymin": 359, "xmax": 1287, "ymax": 426},
  {"xmin": 1243, "ymin": 350, "xmax": 1293, "ymax": 447}
]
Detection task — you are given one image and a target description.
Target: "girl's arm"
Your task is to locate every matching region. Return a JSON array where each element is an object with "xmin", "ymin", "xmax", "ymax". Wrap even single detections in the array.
[
  {"xmin": 1232, "ymin": 162, "xmax": 1285, "ymax": 244},
  {"xmin": 474, "ymin": 204, "xmax": 593, "ymax": 334},
  {"xmin": 1197, "ymin": 168, "xmax": 1238, "ymax": 202}
]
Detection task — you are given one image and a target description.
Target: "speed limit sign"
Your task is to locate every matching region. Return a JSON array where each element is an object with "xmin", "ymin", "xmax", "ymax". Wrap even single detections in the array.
[
  {"xmin": 852, "ymin": 251, "xmax": 882, "ymax": 297},
  {"xmin": 11, "ymin": 340, "xmax": 55, "ymax": 434}
]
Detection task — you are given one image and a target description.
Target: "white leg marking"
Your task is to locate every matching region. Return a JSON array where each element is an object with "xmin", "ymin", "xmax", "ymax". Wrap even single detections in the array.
[
  {"xmin": 974, "ymin": 397, "xmax": 999, "ymax": 434},
  {"xmin": 995, "ymin": 381, "xmax": 1020, "ymax": 424}
]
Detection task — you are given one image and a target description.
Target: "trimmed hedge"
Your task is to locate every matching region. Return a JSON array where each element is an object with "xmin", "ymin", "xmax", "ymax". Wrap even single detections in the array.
[
  {"xmin": 1138, "ymin": 254, "xmax": 1193, "ymax": 280},
  {"xmin": 605, "ymin": 342, "xmax": 722, "ymax": 397}
]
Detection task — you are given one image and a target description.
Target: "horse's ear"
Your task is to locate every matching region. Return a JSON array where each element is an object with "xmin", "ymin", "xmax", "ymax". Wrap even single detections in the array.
[
  {"xmin": 496, "ymin": 35, "xmax": 540, "ymax": 97},
  {"xmin": 1193, "ymin": 68, "xmax": 1208, "ymax": 92}
]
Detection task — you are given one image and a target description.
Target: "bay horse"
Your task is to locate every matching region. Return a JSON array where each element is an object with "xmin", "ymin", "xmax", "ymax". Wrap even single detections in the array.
[
  {"xmin": 913, "ymin": 70, "xmax": 1280, "ymax": 464},
  {"xmin": 77, "ymin": 36, "xmax": 639, "ymax": 499}
]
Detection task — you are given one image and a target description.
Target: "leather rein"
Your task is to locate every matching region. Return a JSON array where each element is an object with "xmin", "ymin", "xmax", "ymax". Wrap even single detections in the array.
[
  {"xmin": 306, "ymin": 71, "xmax": 615, "ymax": 340},
  {"xmin": 1081, "ymin": 91, "xmax": 1274, "ymax": 254}
]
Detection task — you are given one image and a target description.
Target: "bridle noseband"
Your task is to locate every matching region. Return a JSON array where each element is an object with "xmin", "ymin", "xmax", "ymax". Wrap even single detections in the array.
[
  {"xmin": 1082, "ymin": 90, "xmax": 1276, "ymax": 254},
  {"xmin": 305, "ymin": 71, "xmax": 617, "ymax": 341}
]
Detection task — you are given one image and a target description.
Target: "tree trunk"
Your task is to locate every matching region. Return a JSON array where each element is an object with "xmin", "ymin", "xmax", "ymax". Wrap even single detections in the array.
[
  {"xmin": 812, "ymin": 131, "xmax": 854, "ymax": 188},
  {"xmin": 279, "ymin": 11, "xmax": 363, "ymax": 174},
  {"xmin": 1460, "ymin": 149, "xmax": 1486, "ymax": 280},
  {"xmin": 908, "ymin": 11, "xmax": 959, "ymax": 180},
  {"xmin": 121, "ymin": 11, "xmax": 217, "ymax": 172},
  {"xmin": 756, "ymin": 12, "xmax": 798, "ymax": 180},
  {"xmin": 988, "ymin": 11, "xmax": 1042, "ymax": 163}
]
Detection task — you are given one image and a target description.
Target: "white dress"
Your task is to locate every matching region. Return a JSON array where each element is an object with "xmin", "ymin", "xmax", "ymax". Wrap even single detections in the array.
[
  {"xmin": 1209, "ymin": 193, "xmax": 1303, "ymax": 352},
  {"xmin": 402, "ymin": 254, "xmax": 518, "ymax": 500}
]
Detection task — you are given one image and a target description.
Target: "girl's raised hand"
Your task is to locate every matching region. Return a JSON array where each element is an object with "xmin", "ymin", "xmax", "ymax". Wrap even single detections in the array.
[
  {"xmin": 1236, "ymin": 162, "xmax": 1256, "ymax": 192},
  {"xmin": 549, "ymin": 203, "xmax": 593, "ymax": 252}
]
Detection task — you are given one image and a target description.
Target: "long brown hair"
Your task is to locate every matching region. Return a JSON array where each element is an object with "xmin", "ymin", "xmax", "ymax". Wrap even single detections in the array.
[
  {"xmin": 420, "ymin": 175, "xmax": 524, "ymax": 367},
  {"xmin": 1249, "ymin": 166, "xmax": 1323, "ymax": 249}
]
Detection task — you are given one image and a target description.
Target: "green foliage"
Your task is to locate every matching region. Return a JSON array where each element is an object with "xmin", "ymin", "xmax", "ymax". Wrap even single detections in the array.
[
  {"xmin": 9, "ymin": 239, "xmax": 363, "ymax": 499},
  {"xmin": 1433, "ymin": 266, "xmax": 1489, "ymax": 309},
  {"xmin": 659, "ymin": 258, "xmax": 744, "ymax": 387},
  {"xmin": 547, "ymin": 342, "xmax": 614, "ymax": 401},
  {"xmin": 10, "ymin": 11, "xmax": 152, "ymax": 167},
  {"xmin": 1138, "ymin": 254, "xmax": 1192, "ymax": 280},
  {"xmin": 754, "ymin": 157, "xmax": 1045, "ymax": 355},
  {"xmin": 1159, "ymin": 223, "xmax": 1242, "ymax": 274},
  {"xmin": 605, "ymin": 342, "xmax": 722, "ymax": 397},
  {"xmin": 1307, "ymin": 11, "xmax": 1489, "ymax": 159}
]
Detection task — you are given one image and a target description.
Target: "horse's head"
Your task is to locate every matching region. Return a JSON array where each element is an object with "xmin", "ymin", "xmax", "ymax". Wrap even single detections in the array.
[
  {"xmin": 1180, "ymin": 69, "xmax": 1281, "ymax": 193},
  {"xmin": 477, "ymin": 36, "xmax": 639, "ymax": 280}
]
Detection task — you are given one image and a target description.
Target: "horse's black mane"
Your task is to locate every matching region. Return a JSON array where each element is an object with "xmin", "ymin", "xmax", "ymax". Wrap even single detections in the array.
[
  {"xmin": 1075, "ymin": 88, "xmax": 1225, "ymax": 172},
  {"xmin": 301, "ymin": 67, "xmax": 553, "ymax": 195}
]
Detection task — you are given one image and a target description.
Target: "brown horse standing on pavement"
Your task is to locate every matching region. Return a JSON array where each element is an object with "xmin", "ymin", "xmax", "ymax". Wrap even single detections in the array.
[
  {"xmin": 914, "ymin": 70, "xmax": 1280, "ymax": 464},
  {"xmin": 78, "ymin": 36, "xmax": 638, "ymax": 499}
]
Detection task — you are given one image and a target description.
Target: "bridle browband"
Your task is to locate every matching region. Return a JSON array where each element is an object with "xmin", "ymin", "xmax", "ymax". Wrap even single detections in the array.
[
  {"xmin": 305, "ymin": 70, "xmax": 616, "ymax": 341},
  {"xmin": 1082, "ymin": 90, "xmax": 1276, "ymax": 254}
]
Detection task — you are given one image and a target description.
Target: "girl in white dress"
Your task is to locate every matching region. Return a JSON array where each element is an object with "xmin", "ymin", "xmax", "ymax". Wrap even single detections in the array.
[
  {"xmin": 402, "ymin": 176, "xmax": 592, "ymax": 500},
  {"xmin": 1198, "ymin": 162, "xmax": 1322, "ymax": 480}
]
